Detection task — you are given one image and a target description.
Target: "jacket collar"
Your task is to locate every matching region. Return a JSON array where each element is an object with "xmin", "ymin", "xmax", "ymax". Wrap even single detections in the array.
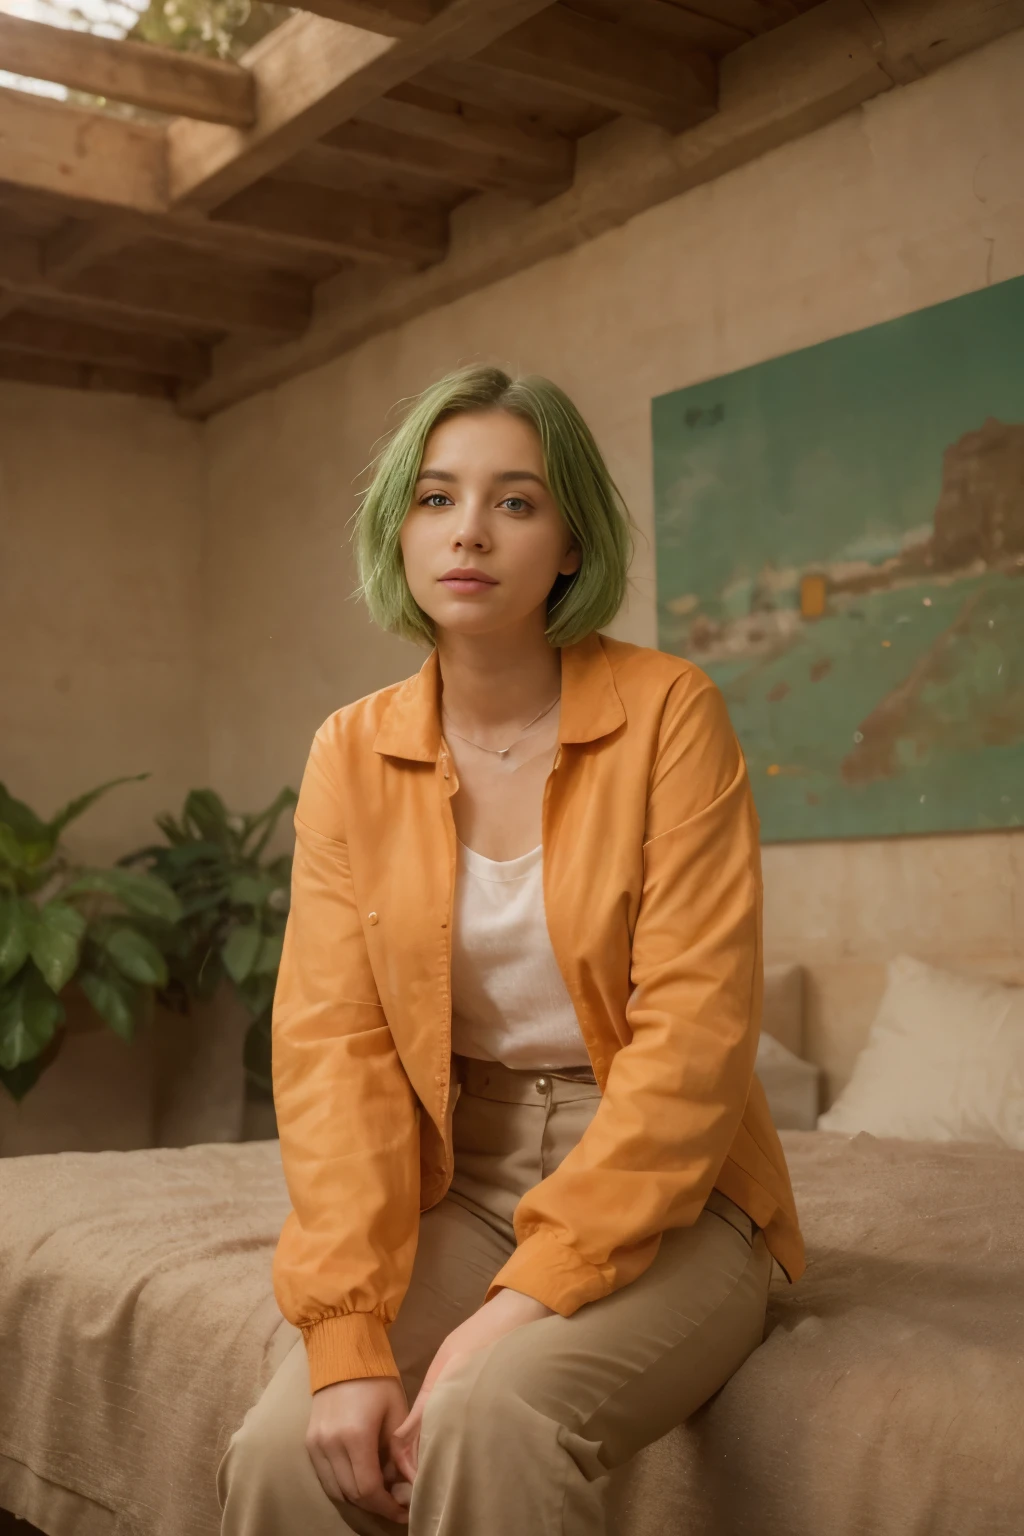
[{"xmin": 372, "ymin": 630, "xmax": 626, "ymax": 762}]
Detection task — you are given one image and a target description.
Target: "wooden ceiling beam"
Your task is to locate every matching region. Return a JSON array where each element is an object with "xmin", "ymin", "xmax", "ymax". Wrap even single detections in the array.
[
  {"xmin": 41, "ymin": 208, "xmax": 339, "ymax": 286},
  {"xmin": 188, "ymin": 0, "xmax": 1012, "ymax": 415},
  {"xmin": 478, "ymin": 7, "xmax": 718, "ymax": 132},
  {"xmin": 270, "ymin": 0, "xmax": 744, "ymax": 52},
  {"xmin": 260, "ymin": 3, "xmax": 719, "ymax": 131},
  {"xmin": 166, "ymin": 0, "xmax": 559, "ymax": 211},
  {"xmin": 0, "ymin": 347, "xmax": 175, "ymax": 398},
  {"xmin": 36, "ymin": 193, "xmax": 426, "ymax": 275},
  {"xmin": 5, "ymin": 168, "xmax": 437, "ymax": 283},
  {"xmin": 0, "ymin": 3, "xmax": 569, "ymax": 302},
  {"xmin": 68, "ymin": 262, "xmax": 313, "ymax": 339},
  {"xmin": 42, "ymin": 217, "xmax": 142, "ymax": 284},
  {"xmin": 0, "ymin": 235, "xmax": 312, "ymax": 339},
  {"xmin": 0, "ymin": 89, "xmax": 167, "ymax": 212},
  {"xmin": 0, "ymin": 308, "xmax": 209, "ymax": 381},
  {"xmin": 282, "ymin": 127, "xmax": 565, "ymax": 205},
  {"xmin": 0, "ymin": 14, "xmax": 256, "ymax": 126},
  {"xmin": 568, "ymin": 1, "xmax": 751, "ymax": 55},
  {"xmin": 329, "ymin": 102, "xmax": 575, "ymax": 200},
  {"xmin": 210, "ymin": 178, "xmax": 448, "ymax": 264},
  {"xmin": 280, "ymin": 0, "xmax": 429, "ymax": 32}
]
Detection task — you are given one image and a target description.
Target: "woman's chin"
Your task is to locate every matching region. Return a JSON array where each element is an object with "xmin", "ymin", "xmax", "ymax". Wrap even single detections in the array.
[{"xmin": 428, "ymin": 607, "xmax": 509, "ymax": 639}]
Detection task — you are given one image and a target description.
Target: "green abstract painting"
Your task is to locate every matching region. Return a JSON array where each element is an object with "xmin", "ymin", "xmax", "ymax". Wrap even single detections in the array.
[{"xmin": 652, "ymin": 275, "xmax": 1024, "ymax": 843}]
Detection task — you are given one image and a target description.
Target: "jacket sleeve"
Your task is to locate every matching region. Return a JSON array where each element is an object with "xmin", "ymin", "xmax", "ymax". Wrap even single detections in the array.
[
  {"xmin": 484, "ymin": 671, "xmax": 763, "ymax": 1315},
  {"xmin": 271, "ymin": 724, "xmax": 421, "ymax": 1392}
]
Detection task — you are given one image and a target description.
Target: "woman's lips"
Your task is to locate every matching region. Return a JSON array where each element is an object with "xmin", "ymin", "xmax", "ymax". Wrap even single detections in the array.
[{"xmin": 439, "ymin": 577, "xmax": 498, "ymax": 593}]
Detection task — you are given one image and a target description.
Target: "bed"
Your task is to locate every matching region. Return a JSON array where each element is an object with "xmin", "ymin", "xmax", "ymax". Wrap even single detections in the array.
[{"xmin": 1, "ymin": 1126, "xmax": 1022, "ymax": 1536}]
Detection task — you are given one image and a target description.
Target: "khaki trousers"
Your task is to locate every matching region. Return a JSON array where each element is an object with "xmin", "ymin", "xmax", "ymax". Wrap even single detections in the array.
[{"xmin": 218, "ymin": 1056, "xmax": 772, "ymax": 1536}]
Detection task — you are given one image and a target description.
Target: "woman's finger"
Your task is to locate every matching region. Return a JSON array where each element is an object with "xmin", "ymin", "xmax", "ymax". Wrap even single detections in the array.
[
  {"xmin": 310, "ymin": 1429, "xmax": 409, "ymax": 1524},
  {"xmin": 391, "ymin": 1426, "xmax": 419, "ymax": 1483},
  {"xmin": 306, "ymin": 1440, "xmax": 346, "ymax": 1505},
  {"xmin": 392, "ymin": 1400, "xmax": 420, "ymax": 1444},
  {"xmin": 343, "ymin": 1434, "xmax": 405, "ymax": 1513}
]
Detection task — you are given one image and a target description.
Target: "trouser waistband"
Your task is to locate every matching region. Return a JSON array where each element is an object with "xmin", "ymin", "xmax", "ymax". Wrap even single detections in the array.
[{"xmin": 452, "ymin": 1053, "xmax": 600, "ymax": 1105}]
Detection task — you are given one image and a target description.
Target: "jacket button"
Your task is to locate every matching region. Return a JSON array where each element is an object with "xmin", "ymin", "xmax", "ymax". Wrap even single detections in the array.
[
  {"xmin": 534, "ymin": 1076, "xmax": 549, "ymax": 1094},
  {"xmin": 368, "ymin": 911, "xmax": 378, "ymax": 925}
]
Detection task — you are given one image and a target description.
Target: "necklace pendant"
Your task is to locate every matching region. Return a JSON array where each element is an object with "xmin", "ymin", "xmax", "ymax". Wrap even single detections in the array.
[{"xmin": 498, "ymin": 747, "xmax": 510, "ymax": 757}]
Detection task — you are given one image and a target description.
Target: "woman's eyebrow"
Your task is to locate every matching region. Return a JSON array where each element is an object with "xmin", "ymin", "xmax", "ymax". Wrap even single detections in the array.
[
  {"xmin": 495, "ymin": 470, "xmax": 547, "ymax": 486},
  {"xmin": 415, "ymin": 468, "xmax": 547, "ymax": 485}
]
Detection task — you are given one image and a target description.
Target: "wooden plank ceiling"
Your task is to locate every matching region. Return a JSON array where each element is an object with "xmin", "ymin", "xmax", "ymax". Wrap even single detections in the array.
[{"xmin": 0, "ymin": 0, "xmax": 1020, "ymax": 416}]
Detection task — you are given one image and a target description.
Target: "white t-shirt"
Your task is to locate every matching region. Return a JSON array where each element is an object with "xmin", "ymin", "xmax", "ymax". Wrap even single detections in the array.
[{"xmin": 450, "ymin": 837, "xmax": 592, "ymax": 1072}]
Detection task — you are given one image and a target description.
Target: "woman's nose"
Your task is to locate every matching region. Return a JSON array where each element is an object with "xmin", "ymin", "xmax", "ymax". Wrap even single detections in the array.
[{"xmin": 451, "ymin": 515, "xmax": 489, "ymax": 549}]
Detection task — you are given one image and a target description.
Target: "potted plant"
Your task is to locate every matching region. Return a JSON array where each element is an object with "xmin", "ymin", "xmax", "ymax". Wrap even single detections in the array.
[
  {"xmin": 0, "ymin": 777, "xmax": 181, "ymax": 1104},
  {"xmin": 120, "ymin": 786, "xmax": 296, "ymax": 1141}
]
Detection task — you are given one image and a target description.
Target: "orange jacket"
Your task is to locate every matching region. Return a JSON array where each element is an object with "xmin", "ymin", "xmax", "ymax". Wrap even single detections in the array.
[{"xmin": 272, "ymin": 630, "xmax": 805, "ymax": 1392}]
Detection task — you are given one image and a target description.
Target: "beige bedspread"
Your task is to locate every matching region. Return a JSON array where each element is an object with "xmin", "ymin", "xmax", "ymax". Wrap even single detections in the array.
[{"xmin": 1, "ymin": 1130, "xmax": 1022, "ymax": 1536}]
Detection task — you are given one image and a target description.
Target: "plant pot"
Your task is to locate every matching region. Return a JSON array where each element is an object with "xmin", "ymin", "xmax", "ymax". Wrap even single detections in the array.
[
  {"xmin": 241, "ymin": 1087, "xmax": 278, "ymax": 1142},
  {"xmin": 152, "ymin": 983, "xmax": 251, "ymax": 1147},
  {"xmin": 0, "ymin": 985, "xmax": 157, "ymax": 1157}
]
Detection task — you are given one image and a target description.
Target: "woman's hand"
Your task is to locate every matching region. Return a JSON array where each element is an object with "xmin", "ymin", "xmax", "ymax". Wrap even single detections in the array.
[
  {"xmin": 306, "ymin": 1375, "xmax": 413, "ymax": 1525},
  {"xmin": 389, "ymin": 1288, "xmax": 555, "ymax": 1483}
]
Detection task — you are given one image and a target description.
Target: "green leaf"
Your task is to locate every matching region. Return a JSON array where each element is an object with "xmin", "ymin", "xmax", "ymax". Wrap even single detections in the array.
[
  {"xmin": 30, "ymin": 901, "xmax": 86, "ymax": 992},
  {"xmin": 0, "ymin": 787, "xmax": 55, "ymax": 873},
  {"xmin": 78, "ymin": 968, "xmax": 138, "ymax": 1042},
  {"xmin": 115, "ymin": 842, "xmax": 165, "ymax": 869},
  {"xmin": 229, "ymin": 873, "xmax": 275, "ymax": 908},
  {"xmin": 154, "ymin": 811, "xmax": 187, "ymax": 845},
  {"xmin": 63, "ymin": 868, "xmax": 182, "ymax": 922},
  {"xmin": 0, "ymin": 824, "xmax": 28, "ymax": 871},
  {"xmin": 221, "ymin": 922, "xmax": 261, "ymax": 984},
  {"xmin": 253, "ymin": 931, "xmax": 283, "ymax": 975},
  {"xmin": 99, "ymin": 925, "xmax": 168, "ymax": 987},
  {"xmin": 0, "ymin": 784, "xmax": 49, "ymax": 844},
  {"xmin": 0, "ymin": 965, "xmax": 65, "ymax": 1070},
  {"xmin": 123, "ymin": 840, "xmax": 221, "ymax": 876},
  {"xmin": 0, "ymin": 895, "xmax": 32, "ymax": 985},
  {"xmin": 179, "ymin": 889, "xmax": 229, "ymax": 919},
  {"xmin": 163, "ymin": 841, "xmax": 223, "ymax": 870},
  {"xmin": 0, "ymin": 1053, "xmax": 47, "ymax": 1102},
  {"xmin": 47, "ymin": 773, "xmax": 150, "ymax": 837},
  {"xmin": 183, "ymin": 790, "xmax": 233, "ymax": 847},
  {"xmin": 237, "ymin": 972, "xmax": 276, "ymax": 1021},
  {"xmin": 245, "ymin": 786, "xmax": 298, "ymax": 860}
]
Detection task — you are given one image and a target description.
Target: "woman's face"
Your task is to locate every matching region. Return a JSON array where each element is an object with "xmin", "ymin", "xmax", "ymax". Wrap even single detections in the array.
[{"xmin": 399, "ymin": 409, "xmax": 581, "ymax": 640}]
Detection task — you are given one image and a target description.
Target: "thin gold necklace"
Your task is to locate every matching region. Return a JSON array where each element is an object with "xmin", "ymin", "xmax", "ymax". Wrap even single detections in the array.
[{"xmin": 441, "ymin": 693, "xmax": 560, "ymax": 758}]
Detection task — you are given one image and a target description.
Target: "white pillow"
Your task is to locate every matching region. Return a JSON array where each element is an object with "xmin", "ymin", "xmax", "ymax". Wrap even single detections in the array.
[
  {"xmin": 756, "ymin": 1031, "xmax": 820, "ymax": 1131},
  {"xmin": 818, "ymin": 954, "xmax": 1024, "ymax": 1147}
]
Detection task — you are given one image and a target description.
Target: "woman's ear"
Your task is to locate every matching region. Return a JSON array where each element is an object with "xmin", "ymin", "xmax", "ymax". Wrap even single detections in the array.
[{"xmin": 560, "ymin": 542, "xmax": 582, "ymax": 577}]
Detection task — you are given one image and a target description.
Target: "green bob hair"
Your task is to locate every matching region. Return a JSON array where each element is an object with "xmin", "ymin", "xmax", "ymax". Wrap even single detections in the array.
[{"xmin": 351, "ymin": 363, "xmax": 636, "ymax": 649}]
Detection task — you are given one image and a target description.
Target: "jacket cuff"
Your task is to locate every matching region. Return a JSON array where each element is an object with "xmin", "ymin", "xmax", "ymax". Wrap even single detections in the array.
[
  {"xmin": 302, "ymin": 1313, "xmax": 399, "ymax": 1392},
  {"xmin": 484, "ymin": 1230, "xmax": 609, "ymax": 1316}
]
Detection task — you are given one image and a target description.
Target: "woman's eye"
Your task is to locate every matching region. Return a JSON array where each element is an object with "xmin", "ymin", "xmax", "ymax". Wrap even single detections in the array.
[
  {"xmin": 422, "ymin": 493, "xmax": 451, "ymax": 507},
  {"xmin": 502, "ymin": 497, "xmax": 530, "ymax": 512}
]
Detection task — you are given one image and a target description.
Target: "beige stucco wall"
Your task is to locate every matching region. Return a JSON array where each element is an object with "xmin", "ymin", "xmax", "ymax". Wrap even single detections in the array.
[
  {"xmin": 202, "ymin": 30, "xmax": 1024, "ymax": 1096},
  {"xmin": 0, "ymin": 380, "xmax": 206, "ymax": 865}
]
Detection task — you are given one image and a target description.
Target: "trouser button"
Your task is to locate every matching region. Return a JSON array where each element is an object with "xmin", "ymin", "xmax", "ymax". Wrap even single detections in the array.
[{"xmin": 534, "ymin": 1076, "xmax": 549, "ymax": 1094}]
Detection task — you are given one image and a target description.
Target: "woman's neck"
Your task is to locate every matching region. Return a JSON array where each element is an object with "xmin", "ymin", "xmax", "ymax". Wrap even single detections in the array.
[{"xmin": 435, "ymin": 627, "xmax": 562, "ymax": 738}]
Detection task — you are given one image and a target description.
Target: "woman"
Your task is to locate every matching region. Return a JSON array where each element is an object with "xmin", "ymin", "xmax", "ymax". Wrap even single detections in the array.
[{"xmin": 218, "ymin": 364, "xmax": 805, "ymax": 1536}]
